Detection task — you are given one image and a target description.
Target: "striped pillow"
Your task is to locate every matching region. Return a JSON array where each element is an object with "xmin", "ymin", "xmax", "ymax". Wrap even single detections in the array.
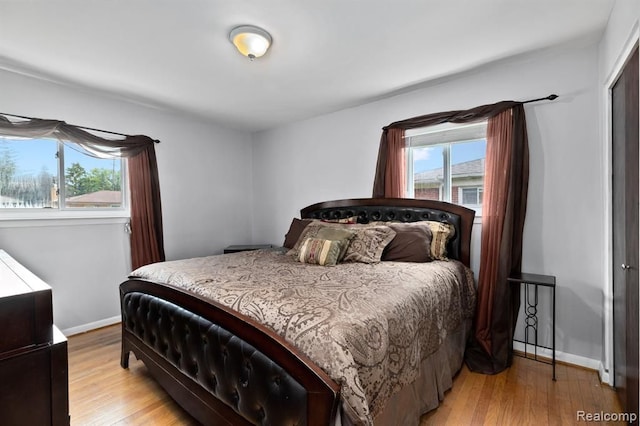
[
  {"xmin": 298, "ymin": 238, "xmax": 344, "ymax": 266},
  {"xmin": 425, "ymin": 221, "xmax": 455, "ymax": 260}
]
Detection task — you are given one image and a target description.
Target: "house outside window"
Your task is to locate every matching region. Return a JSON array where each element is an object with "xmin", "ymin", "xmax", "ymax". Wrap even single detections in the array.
[
  {"xmin": 0, "ymin": 136, "xmax": 126, "ymax": 211},
  {"xmin": 461, "ymin": 186, "xmax": 483, "ymax": 206},
  {"xmin": 406, "ymin": 122, "xmax": 487, "ymax": 215}
]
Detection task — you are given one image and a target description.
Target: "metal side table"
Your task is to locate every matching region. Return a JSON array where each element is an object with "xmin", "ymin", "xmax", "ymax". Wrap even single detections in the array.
[{"xmin": 508, "ymin": 272, "xmax": 556, "ymax": 380}]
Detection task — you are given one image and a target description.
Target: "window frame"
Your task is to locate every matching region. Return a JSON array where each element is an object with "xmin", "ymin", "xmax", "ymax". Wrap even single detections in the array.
[
  {"xmin": 0, "ymin": 136, "xmax": 130, "ymax": 220},
  {"xmin": 406, "ymin": 121, "xmax": 487, "ymax": 215},
  {"xmin": 460, "ymin": 186, "xmax": 483, "ymax": 207}
]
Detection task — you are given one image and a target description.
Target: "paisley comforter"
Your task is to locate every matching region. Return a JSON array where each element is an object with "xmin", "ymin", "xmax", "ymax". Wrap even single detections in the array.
[{"xmin": 131, "ymin": 249, "xmax": 476, "ymax": 425}]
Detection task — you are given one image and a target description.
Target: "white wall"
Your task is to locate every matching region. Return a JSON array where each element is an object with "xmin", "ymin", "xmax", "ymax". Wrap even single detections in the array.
[
  {"xmin": 252, "ymin": 41, "xmax": 605, "ymax": 365},
  {"xmin": 0, "ymin": 69, "xmax": 254, "ymax": 333},
  {"xmin": 0, "ymin": 15, "xmax": 619, "ymax": 369},
  {"xmin": 599, "ymin": 0, "xmax": 640, "ymax": 80},
  {"xmin": 597, "ymin": 0, "xmax": 640, "ymax": 385}
]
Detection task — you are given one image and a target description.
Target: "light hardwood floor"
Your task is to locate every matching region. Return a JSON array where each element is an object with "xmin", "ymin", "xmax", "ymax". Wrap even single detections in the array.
[{"xmin": 68, "ymin": 324, "xmax": 623, "ymax": 425}]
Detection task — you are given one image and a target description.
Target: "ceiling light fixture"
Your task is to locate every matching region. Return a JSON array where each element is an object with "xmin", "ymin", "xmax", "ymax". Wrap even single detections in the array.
[{"xmin": 229, "ymin": 25, "xmax": 272, "ymax": 61}]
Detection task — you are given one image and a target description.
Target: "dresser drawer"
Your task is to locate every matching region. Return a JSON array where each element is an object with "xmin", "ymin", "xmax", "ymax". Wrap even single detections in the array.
[{"xmin": 0, "ymin": 250, "xmax": 53, "ymax": 352}]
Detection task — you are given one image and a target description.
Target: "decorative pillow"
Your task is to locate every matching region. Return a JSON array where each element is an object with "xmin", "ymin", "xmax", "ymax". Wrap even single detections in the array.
[
  {"xmin": 287, "ymin": 222, "xmax": 356, "ymax": 261},
  {"xmin": 288, "ymin": 222, "xmax": 396, "ymax": 264},
  {"xmin": 297, "ymin": 238, "xmax": 344, "ymax": 266},
  {"xmin": 316, "ymin": 223, "xmax": 396, "ymax": 264},
  {"xmin": 283, "ymin": 218, "xmax": 313, "ymax": 249},
  {"xmin": 425, "ymin": 221, "xmax": 455, "ymax": 260},
  {"xmin": 381, "ymin": 222, "xmax": 433, "ymax": 262},
  {"xmin": 316, "ymin": 226, "xmax": 356, "ymax": 261},
  {"xmin": 321, "ymin": 216, "xmax": 359, "ymax": 224}
]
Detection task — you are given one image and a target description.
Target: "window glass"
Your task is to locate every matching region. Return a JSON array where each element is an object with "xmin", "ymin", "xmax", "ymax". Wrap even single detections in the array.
[
  {"xmin": 0, "ymin": 137, "xmax": 57, "ymax": 208},
  {"xmin": 412, "ymin": 145, "xmax": 444, "ymax": 201},
  {"xmin": 0, "ymin": 136, "xmax": 125, "ymax": 211},
  {"xmin": 462, "ymin": 187, "xmax": 483, "ymax": 205},
  {"xmin": 64, "ymin": 144, "xmax": 123, "ymax": 208},
  {"xmin": 407, "ymin": 122, "xmax": 486, "ymax": 215}
]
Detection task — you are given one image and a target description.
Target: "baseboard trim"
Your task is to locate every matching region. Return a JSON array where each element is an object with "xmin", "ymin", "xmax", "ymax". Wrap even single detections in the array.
[
  {"xmin": 513, "ymin": 341, "xmax": 601, "ymax": 371},
  {"xmin": 62, "ymin": 315, "xmax": 121, "ymax": 337},
  {"xmin": 62, "ymin": 320, "xmax": 606, "ymax": 376},
  {"xmin": 599, "ymin": 362, "xmax": 612, "ymax": 385}
]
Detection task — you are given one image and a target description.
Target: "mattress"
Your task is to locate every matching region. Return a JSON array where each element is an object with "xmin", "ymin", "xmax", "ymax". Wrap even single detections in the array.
[{"xmin": 131, "ymin": 248, "xmax": 476, "ymax": 425}]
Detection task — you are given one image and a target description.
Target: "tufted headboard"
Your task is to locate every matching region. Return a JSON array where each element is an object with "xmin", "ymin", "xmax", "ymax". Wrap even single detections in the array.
[{"xmin": 300, "ymin": 198, "xmax": 475, "ymax": 267}]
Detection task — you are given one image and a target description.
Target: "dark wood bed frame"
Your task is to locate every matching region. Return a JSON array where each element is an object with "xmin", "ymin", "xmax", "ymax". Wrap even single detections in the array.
[{"xmin": 120, "ymin": 198, "xmax": 475, "ymax": 425}]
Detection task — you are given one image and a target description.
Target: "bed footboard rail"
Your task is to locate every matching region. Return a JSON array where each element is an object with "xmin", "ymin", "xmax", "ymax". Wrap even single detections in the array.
[{"xmin": 120, "ymin": 279, "xmax": 340, "ymax": 426}]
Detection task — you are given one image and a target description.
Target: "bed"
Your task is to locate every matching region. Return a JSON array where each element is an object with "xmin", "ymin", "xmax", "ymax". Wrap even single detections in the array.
[{"xmin": 119, "ymin": 197, "xmax": 476, "ymax": 425}]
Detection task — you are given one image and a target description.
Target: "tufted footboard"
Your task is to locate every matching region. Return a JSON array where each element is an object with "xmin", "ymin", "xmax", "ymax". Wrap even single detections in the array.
[{"xmin": 120, "ymin": 279, "xmax": 340, "ymax": 426}]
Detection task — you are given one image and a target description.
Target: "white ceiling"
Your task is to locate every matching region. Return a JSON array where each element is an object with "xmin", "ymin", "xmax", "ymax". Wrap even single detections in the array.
[{"xmin": 0, "ymin": 0, "xmax": 615, "ymax": 132}]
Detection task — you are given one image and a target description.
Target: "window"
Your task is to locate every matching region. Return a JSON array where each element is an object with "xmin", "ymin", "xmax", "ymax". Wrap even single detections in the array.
[
  {"xmin": 406, "ymin": 122, "xmax": 487, "ymax": 215},
  {"xmin": 0, "ymin": 136, "xmax": 125, "ymax": 211},
  {"xmin": 461, "ymin": 186, "xmax": 483, "ymax": 206}
]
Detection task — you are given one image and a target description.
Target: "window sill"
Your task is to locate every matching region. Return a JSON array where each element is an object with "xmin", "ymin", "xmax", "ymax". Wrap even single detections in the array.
[{"xmin": 0, "ymin": 210, "xmax": 130, "ymax": 228}]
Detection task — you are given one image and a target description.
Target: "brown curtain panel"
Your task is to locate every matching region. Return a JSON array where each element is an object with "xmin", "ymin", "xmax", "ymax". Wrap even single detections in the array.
[
  {"xmin": 128, "ymin": 146, "xmax": 165, "ymax": 270},
  {"xmin": 373, "ymin": 101, "xmax": 529, "ymax": 374},
  {"xmin": 383, "ymin": 127, "xmax": 407, "ymax": 197},
  {"xmin": 464, "ymin": 105, "xmax": 529, "ymax": 374},
  {"xmin": 0, "ymin": 114, "xmax": 165, "ymax": 270}
]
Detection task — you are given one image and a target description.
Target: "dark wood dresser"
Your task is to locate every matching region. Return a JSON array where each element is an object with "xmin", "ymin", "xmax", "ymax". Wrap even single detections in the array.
[{"xmin": 0, "ymin": 250, "xmax": 69, "ymax": 425}]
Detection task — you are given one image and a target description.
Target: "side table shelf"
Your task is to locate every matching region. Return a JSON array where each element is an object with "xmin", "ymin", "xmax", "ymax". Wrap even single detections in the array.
[{"xmin": 508, "ymin": 272, "xmax": 556, "ymax": 381}]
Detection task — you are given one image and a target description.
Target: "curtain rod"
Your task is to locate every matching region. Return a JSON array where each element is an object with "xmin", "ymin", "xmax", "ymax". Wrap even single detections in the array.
[
  {"xmin": 1, "ymin": 95, "xmax": 557, "ymax": 140},
  {"xmin": 0, "ymin": 111, "xmax": 160, "ymax": 143},
  {"xmin": 522, "ymin": 94, "xmax": 558, "ymax": 104}
]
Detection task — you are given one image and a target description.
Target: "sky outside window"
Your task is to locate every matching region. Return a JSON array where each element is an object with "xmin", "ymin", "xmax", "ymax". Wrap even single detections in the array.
[
  {"xmin": 1, "ymin": 137, "xmax": 117, "ymax": 174},
  {"xmin": 413, "ymin": 138, "xmax": 486, "ymax": 173},
  {"xmin": 0, "ymin": 137, "xmax": 123, "ymax": 209}
]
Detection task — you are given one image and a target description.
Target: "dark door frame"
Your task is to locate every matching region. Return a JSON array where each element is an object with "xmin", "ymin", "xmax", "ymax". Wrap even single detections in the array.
[{"xmin": 607, "ymin": 35, "xmax": 639, "ymax": 419}]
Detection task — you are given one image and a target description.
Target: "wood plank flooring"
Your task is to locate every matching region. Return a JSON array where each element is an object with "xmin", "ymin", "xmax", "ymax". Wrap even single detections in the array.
[
  {"xmin": 68, "ymin": 324, "xmax": 198, "ymax": 425},
  {"xmin": 421, "ymin": 356, "xmax": 623, "ymax": 425},
  {"xmin": 68, "ymin": 324, "xmax": 623, "ymax": 425}
]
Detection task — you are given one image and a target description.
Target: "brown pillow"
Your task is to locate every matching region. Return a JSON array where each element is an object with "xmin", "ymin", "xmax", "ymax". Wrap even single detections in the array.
[
  {"xmin": 283, "ymin": 218, "xmax": 313, "ymax": 249},
  {"xmin": 382, "ymin": 222, "xmax": 433, "ymax": 262}
]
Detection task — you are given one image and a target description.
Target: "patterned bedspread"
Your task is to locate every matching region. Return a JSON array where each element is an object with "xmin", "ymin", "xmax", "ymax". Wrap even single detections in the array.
[{"xmin": 131, "ymin": 249, "xmax": 476, "ymax": 425}]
